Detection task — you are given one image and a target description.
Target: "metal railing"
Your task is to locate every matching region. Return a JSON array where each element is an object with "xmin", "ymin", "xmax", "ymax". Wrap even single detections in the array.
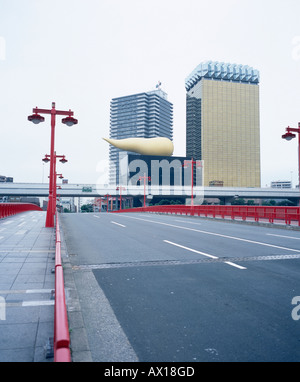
[
  {"xmin": 0, "ymin": 202, "xmax": 42, "ymax": 218},
  {"xmin": 54, "ymin": 211, "xmax": 71, "ymax": 362},
  {"xmin": 113, "ymin": 205, "xmax": 300, "ymax": 226}
]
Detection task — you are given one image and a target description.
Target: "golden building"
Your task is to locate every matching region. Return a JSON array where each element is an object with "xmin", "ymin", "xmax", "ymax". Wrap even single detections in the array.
[{"xmin": 186, "ymin": 61, "xmax": 261, "ymax": 187}]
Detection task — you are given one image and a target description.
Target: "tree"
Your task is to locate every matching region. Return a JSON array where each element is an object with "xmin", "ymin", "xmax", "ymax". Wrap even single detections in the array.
[{"xmin": 81, "ymin": 204, "xmax": 93, "ymax": 213}]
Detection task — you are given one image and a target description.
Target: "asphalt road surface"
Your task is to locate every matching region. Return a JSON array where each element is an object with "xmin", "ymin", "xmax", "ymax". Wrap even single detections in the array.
[{"xmin": 60, "ymin": 212, "xmax": 300, "ymax": 362}]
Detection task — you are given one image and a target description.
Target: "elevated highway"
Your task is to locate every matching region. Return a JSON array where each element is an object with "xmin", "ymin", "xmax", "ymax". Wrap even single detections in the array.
[{"xmin": 0, "ymin": 182, "xmax": 299, "ymax": 204}]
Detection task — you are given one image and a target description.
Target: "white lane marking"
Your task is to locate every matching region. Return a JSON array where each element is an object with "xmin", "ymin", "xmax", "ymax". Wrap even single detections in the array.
[
  {"xmin": 0, "ymin": 249, "xmax": 55, "ymax": 253},
  {"xmin": 120, "ymin": 215, "xmax": 300, "ymax": 253},
  {"xmin": 175, "ymin": 220, "xmax": 202, "ymax": 225},
  {"xmin": 164, "ymin": 240, "xmax": 246, "ymax": 269},
  {"xmin": 22, "ymin": 300, "xmax": 54, "ymax": 307},
  {"xmin": 266, "ymin": 233, "xmax": 300, "ymax": 240},
  {"xmin": 15, "ymin": 230, "xmax": 26, "ymax": 235},
  {"xmin": 111, "ymin": 221, "xmax": 126, "ymax": 228},
  {"xmin": 224, "ymin": 261, "xmax": 247, "ymax": 270},
  {"xmin": 93, "ymin": 215, "xmax": 100, "ymax": 218},
  {"xmin": 18, "ymin": 222, "xmax": 26, "ymax": 227},
  {"xmin": 3, "ymin": 221, "xmax": 12, "ymax": 225},
  {"xmin": 0, "ymin": 289, "xmax": 52, "ymax": 294},
  {"xmin": 164, "ymin": 240, "xmax": 218, "ymax": 259},
  {"xmin": 0, "ymin": 228, "xmax": 6, "ymax": 232},
  {"xmin": 26, "ymin": 289, "xmax": 53, "ymax": 294}
]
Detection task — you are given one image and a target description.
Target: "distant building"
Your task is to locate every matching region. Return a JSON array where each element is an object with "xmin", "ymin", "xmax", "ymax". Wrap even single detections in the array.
[
  {"xmin": 109, "ymin": 88, "xmax": 173, "ymax": 184},
  {"xmin": 122, "ymin": 153, "xmax": 199, "ymax": 187},
  {"xmin": 185, "ymin": 61, "xmax": 261, "ymax": 187},
  {"xmin": 118, "ymin": 153, "xmax": 203, "ymax": 206},
  {"xmin": 271, "ymin": 181, "xmax": 292, "ymax": 189},
  {"xmin": 0, "ymin": 175, "xmax": 13, "ymax": 182}
]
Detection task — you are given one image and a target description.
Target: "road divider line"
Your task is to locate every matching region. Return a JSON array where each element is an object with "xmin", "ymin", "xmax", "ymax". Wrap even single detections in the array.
[
  {"xmin": 111, "ymin": 221, "xmax": 126, "ymax": 228},
  {"xmin": 164, "ymin": 240, "xmax": 246, "ymax": 269},
  {"xmin": 164, "ymin": 240, "xmax": 218, "ymax": 259},
  {"xmin": 224, "ymin": 261, "xmax": 247, "ymax": 270},
  {"xmin": 175, "ymin": 220, "xmax": 202, "ymax": 225},
  {"xmin": 15, "ymin": 230, "xmax": 27, "ymax": 235},
  {"xmin": 120, "ymin": 214, "xmax": 300, "ymax": 253},
  {"xmin": 266, "ymin": 233, "xmax": 300, "ymax": 240}
]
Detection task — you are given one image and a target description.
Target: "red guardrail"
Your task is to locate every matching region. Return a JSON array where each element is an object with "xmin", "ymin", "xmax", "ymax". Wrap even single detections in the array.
[
  {"xmin": 54, "ymin": 211, "xmax": 71, "ymax": 362},
  {"xmin": 0, "ymin": 202, "xmax": 42, "ymax": 218},
  {"xmin": 113, "ymin": 205, "xmax": 300, "ymax": 226}
]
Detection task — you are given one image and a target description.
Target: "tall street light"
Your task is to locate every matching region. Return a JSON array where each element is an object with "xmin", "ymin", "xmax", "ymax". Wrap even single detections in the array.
[
  {"xmin": 116, "ymin": 186, "xmax": 126, "ymax": 211},
  {"xmin": 282, "ymin": 123, "xmax": 300, "ymax": 189},
  {"xmin": 138, "ymin": 173, "xmax": 151, "ymax": 208},
  {"xmin": 43, "ymin": 152, "xmax": 68, "ymax": 219},
  {"xmin": 183, "ymin": 158, "xmax": 201, "ymax": 207},
  {"xmin": 104, "ymin": 194, "xmax": 111, "ymax": 212},
  {"xmin": 28, "ymin": 102, "xmax": 77, "ymax": 227}
]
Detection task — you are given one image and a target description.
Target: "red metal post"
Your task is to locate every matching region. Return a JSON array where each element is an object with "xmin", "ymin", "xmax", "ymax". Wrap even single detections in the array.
[
  {"xmin": 45, "ymin": 103, "xmax": 56, "ymax": 227},
  {"xmin": 138, "ymin": 174, "xmax": 151, "ymax": 208},
  {"xmin": 282, "ymin": 123, "xmax": 300, "ymax": 192},
  {"xmin": 183, "ymin": 158, "xmax": 198, "ymax": 207},
  {"xmin": 29, "ymin": 102, "xmax": 76, "ymax": 227},
  {"xmin": 298, "ymin": 124, "xmax": 300, "ymax": 192}
]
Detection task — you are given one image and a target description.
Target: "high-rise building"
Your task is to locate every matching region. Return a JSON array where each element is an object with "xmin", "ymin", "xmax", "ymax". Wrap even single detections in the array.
[
  {"xmin": 185, "ymin": 61, "xmax": 261, "ymax": 187},
  {"xmin": 109, "ymin": 88, "xmax": 173, "ymax": 184}
]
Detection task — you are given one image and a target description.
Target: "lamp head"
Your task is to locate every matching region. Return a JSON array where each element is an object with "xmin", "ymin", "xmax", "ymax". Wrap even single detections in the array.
[
  {"xmin": 28, "ymin": 113, "xmax": 45, "ymax": 124},
  {"xmin": 282, "ymin": 132, "xmax": 296, "ymax": 141},
  {"xmin": 62, "ymin": 116, "xmax": 78, "ymax": 127}
]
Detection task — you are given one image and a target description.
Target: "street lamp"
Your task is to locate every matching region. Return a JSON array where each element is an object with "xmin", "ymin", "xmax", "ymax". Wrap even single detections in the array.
[
  {"xmin": 43, "ymin": 152, "xmax": 68, "ymax": 216},
  {"xmin": 138, "ymin": 173, "xmax": 151, "ymax": 208},
  {"xmin": 282, "ymin": 123, "xmax": 300, "ymax": 188},
  {"xmin": 104, "ymin": 194, "xmax": 111, "ymax": 212},
  {"xmin": 116, "ymin": 186, "xmax": 126, "ymax": 211},
  {"xmin": 28, "ymin": 112, "xmax": 45, "ymax": 124},
  {"xmin": 183, "ymin": 158, "xmax": 202, "ymax": 207},
  {"xmin": 43, "ymin": 154, "xmax": 68, "ymax": 164},
  {"xmin": 28, "ymin": 102, "xmax": 77, "ymax": 227}
]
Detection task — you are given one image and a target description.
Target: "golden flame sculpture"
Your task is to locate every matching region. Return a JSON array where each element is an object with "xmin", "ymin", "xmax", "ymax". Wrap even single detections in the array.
[{"xmin": 102, "ymin": 137, "xmax": 174, "ymax": 156}]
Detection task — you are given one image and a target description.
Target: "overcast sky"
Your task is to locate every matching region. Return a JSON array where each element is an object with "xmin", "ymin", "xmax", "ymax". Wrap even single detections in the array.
[{"xmin": 1, "ymin": 0, "xmax": 300, "ymax": 187}]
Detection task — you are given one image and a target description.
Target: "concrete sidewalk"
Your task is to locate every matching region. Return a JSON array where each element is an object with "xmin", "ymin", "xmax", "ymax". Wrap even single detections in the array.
[{"xmin": 0, "ymin": 211, "xmax": 55, "ymax": 362}]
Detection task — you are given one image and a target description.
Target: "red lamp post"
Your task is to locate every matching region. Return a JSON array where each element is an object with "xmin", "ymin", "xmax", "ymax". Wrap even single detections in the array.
[
  {"xmin": 282, "ymin": 123, "xmax": 300, "ymax": 188},
  {"xmin": 28, "ymin": 102, "xmax": 77, "ymax": 227},
  {"xmin": 116, "ymin": 186, "xmax": 126, "ymax": 211},
  {"xmin": 43, "ymin": 152, "xmax": 68, "ymax": 223},
  {"xmin": 138, "ymin": 173, "xmax": 151, "ymax": 208},
  {"xmin": 104, "ymin": 194, "xmax": 111, "ymax": 212},
  {"xmin": 54, "ymin": 173, "xmax": 64, "ymax": 211},
  {"xmin": 183, "ymin": 158, "xmax": 201, "ymax": 207}
]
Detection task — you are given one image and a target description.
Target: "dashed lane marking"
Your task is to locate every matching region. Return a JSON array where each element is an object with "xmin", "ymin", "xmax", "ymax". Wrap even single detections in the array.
[
  {"xmin": 111, "ymin": 221, "xmax": 126, "ymax": 228},
  {"xmin": 164, "ymin": 240, "xmax": 246, "ymax": 270}
]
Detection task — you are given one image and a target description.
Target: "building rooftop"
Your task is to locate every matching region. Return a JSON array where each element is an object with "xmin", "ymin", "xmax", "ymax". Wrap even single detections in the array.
[{"xmin": 185, "ymin": 61, "xmax": 260, "ymax": 91}]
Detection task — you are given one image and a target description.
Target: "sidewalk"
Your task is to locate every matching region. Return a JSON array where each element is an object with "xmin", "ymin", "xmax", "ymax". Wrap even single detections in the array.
[{"xmin": 0, "ymin": 211, "xmax": 55, "ymax": 362}]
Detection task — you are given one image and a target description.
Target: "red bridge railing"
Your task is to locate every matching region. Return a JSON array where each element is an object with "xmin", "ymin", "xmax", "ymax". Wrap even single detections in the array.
[
  {"xmin": 113, "ymin": 205, "xmax": 300, "ymax": 226},
  {"xmin": 0, "ymin": 202, "xmax": 42, "ymax": 218},
  {"xmin": 54, "ymin": 211, "xmax": 71, "ymax": 362}
]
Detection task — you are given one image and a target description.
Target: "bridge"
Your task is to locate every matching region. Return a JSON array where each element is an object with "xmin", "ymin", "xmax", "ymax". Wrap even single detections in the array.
[{"xmin": 0, "ymin": 182, "xmax": 299, "ymax": 204}]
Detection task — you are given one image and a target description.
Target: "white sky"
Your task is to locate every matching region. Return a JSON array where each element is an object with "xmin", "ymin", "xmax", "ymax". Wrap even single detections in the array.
[{"xmin": 1, "ymin": 0, "xmax": 300, "ymax": 187}]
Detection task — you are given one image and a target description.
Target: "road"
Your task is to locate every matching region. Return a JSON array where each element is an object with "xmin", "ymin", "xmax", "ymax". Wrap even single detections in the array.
[{"xmin": 60, "ymin": 212, "xmax": 300, "ymax": 362}]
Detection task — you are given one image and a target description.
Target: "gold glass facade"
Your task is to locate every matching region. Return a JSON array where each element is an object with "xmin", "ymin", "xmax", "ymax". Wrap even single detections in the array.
[{"xmin": 186, "ymin": 78, "xmax": 261, "ymax": 187}]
